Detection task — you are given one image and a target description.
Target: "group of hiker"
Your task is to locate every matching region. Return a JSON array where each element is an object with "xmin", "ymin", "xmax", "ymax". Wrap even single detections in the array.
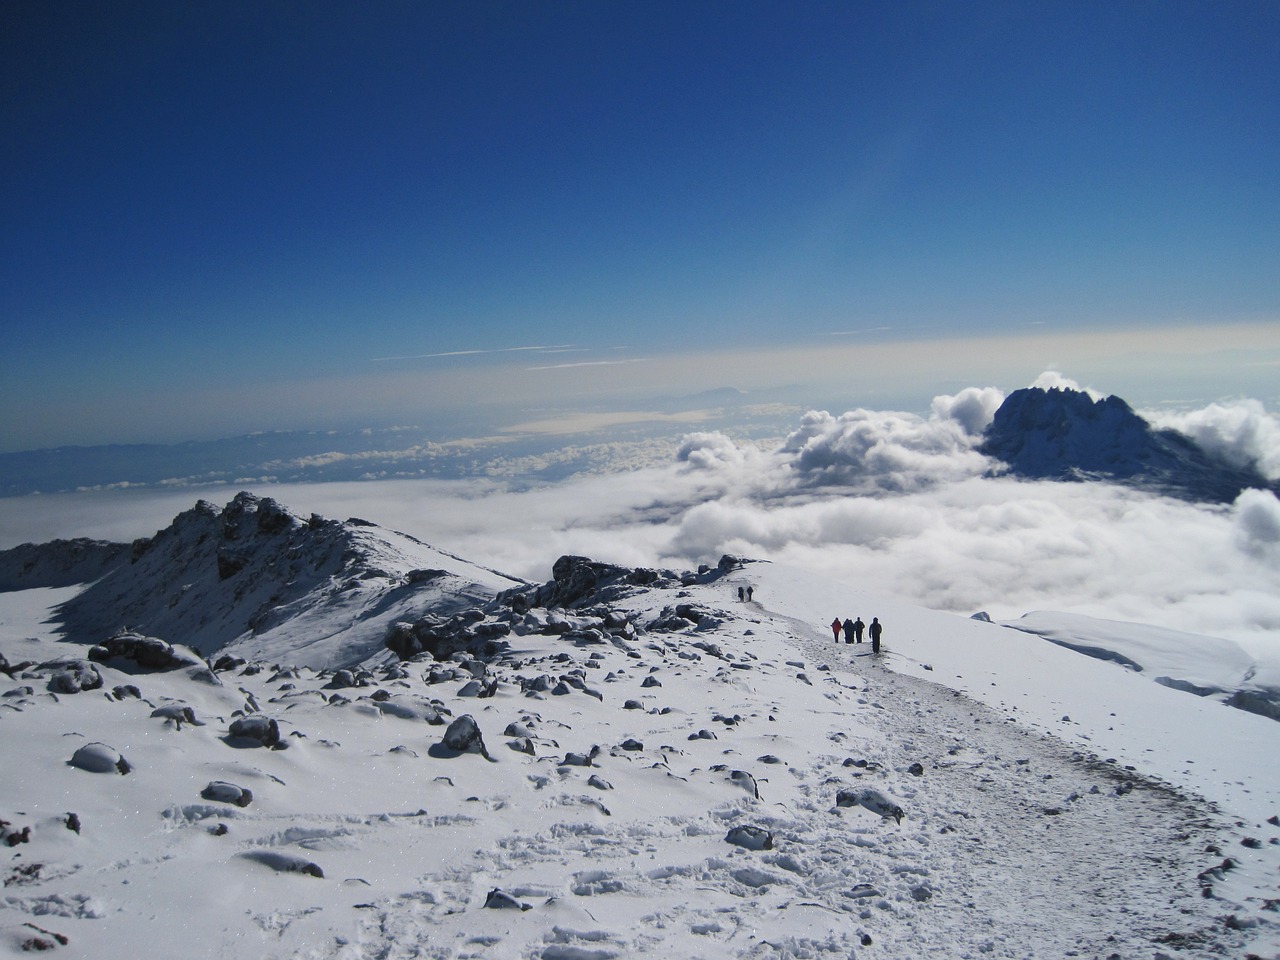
[{"xmin": 832, "ymin": 615, "xmax": 882, "ymax": 653}]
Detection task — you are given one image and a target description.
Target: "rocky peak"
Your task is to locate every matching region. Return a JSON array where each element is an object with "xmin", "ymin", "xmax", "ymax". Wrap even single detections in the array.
[{"xmin": 979, "ymin": 387, "xmax": 1275, "ymax": 503}]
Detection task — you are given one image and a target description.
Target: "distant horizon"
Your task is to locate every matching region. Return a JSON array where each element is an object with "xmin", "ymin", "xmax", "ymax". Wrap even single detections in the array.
[{"xmin": 3, "ymin": 320, "xmax": 1278, "ymax": 453}]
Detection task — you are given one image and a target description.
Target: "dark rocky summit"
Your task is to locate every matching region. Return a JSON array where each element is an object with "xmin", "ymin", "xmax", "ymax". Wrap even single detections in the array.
[{"xmin": 979, "ymin": 387, "xmax": 1276, "ymax": 503}]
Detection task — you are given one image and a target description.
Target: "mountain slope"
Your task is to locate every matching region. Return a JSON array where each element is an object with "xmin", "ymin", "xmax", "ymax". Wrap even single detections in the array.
[
  {"xmin": 979, "ymin": 386, "xmax": 1276, "ymax": 502},
  {"xmin": 46, "ymin": 492, "xmax": 526, "ymax": 668},
  {"xmin": 1, "ymin": 553, "xmax": 1276, "ymax": 958}
]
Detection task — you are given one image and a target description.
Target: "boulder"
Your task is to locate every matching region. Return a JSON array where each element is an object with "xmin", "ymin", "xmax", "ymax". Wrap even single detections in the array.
[
  {"xmin": 725, "ymin": 825, "xmax": 774, "ymax": 851},
  {"xmin": 69, "ymin": 742, "xmax": 131, "ymax": 775},
  {"xmin": 201, "ymin": 781, "xmax": 254, "ymax": 807},
  {"xmin": 435, "ymin": 714, "xmax": 490, "ymax": 759},
  {"xmin": 227, "ymin": 715, "xmax": 281, "ymax": 748},
  {"xmin": 88, "ymin": 630, "xmax": 201, "ymax": 671},
  {"xmin": 42, "ymin": 659, "xmax": 102, "ymax": 695}
]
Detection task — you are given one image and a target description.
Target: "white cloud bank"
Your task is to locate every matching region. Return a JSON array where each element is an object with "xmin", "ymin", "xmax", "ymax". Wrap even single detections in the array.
[{"xmin": 4, "ymin": 376, "xmax": 1278, "ymax": 662}]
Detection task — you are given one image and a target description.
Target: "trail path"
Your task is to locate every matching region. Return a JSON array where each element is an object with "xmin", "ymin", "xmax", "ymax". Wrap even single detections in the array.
[{"xmin": 770, "ymin": 603, "xmax": 1239, "ymax": 957}]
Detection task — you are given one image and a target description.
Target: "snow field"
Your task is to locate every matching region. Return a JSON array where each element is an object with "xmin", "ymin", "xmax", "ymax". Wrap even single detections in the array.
[{"xmin": 2, "ymin": 567, "xmax": 1276, "ymax": 958}]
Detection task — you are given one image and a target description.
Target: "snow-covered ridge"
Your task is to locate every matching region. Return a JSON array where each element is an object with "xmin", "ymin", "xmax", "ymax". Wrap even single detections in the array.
[
  {"xmin": 980, "ymin": 386, "xmax": 1278, "ymax": 503},
  {"xmin": 2, "ymin": 492, "xmax": 527, "ymax": 669}
]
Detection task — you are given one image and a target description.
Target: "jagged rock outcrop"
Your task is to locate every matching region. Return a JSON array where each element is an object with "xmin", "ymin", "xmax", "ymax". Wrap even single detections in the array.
[
  {"xmin": 30, "ymin": 492, "xmax": 523, "ymax": 669},
  {"xmin": 979, "ymin": 387, "xmax": 1276, "ymax": 503}
]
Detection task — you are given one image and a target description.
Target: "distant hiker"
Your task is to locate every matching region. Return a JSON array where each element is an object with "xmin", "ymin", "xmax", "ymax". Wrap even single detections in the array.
[
  {"xmin": 853, "ymin": 617, "xmax": 865, "ymax": 643},
  {"xmin": 738, "ymin": 586, "xmax": 745, "ymax": 602},
  {"xmin": 842, "ymin": 618, "xmax": 855, "ymax": 644},
  {"xmin": 869, "ymin": 617, "xmax": 882, "ymax": 653},
  {"xmin": 746, "ymin": 586, "xmax": 753, "ymax": 601},
  {"xmin": 831, "ymin": 618, "xmax": 842, "ymax": 642}
]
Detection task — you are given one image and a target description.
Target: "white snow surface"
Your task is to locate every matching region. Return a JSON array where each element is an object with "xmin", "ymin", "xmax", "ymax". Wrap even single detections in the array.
[{"xmin": 2, "ymin": 561, "xmax": 1278, "ymax": 959}]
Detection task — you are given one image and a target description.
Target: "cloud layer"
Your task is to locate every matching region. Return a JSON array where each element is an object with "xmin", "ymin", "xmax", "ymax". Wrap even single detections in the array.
[{"xmin": 4, "ymin": 376, "xmax": 1278, "ymax": 662}]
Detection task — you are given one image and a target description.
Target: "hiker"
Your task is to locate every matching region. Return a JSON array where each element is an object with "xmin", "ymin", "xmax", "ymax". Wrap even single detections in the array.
[
  {"xmin": 842, "ymin": 618, "xmax": 854, "ymax": 644},
  {"xmin": 738, "ymin": 586, "xmax": 744, "ymax": 602},
  {"xmin": 830, "ymin": 618, "xmax": 842, "ymax": 642},
  {"xmin": 746, "ymin": 585, "xmax": 753, "ymax": 601},
  {"xmin": 869, "ymin": 617, "xmax": 882, "ymax": 653},
  {"xmin": 852, "ymin": 617, "xmax": 864, "ymax": 643}
]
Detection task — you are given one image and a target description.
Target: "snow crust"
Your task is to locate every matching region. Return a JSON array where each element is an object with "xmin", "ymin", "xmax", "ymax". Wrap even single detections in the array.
[{"xmin": 3, "ymin": 551, "xmax": 1278, "ymax": 958}]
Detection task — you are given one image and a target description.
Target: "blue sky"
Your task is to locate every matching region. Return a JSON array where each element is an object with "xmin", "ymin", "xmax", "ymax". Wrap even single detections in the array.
[{"xmin": 3, "ymin": 1, "xmax": 1278, "ymax": 451}]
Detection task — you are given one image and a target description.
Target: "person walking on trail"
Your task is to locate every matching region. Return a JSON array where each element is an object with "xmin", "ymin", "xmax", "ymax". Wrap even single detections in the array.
[
  {"xmin": 842, "ymin": 618, "xmax": 855, "ymax": 644},
  {"xmin": 746, "ymin": 586, "xmax": 753, "ymax": 602},
  {"xmin": 738, "ymin": 586, "xmax": 744, "ymax": 602},
  {"xmin": 869, "ymin": 617, "xmax": 882, "ymax": 653},
  {"xmin": 831, "ymin": 618, "xmax": 842, "ymax": 643},
  {"xmin": 852, "ymin": 617, "xmax": 865, "ymax": 644}
]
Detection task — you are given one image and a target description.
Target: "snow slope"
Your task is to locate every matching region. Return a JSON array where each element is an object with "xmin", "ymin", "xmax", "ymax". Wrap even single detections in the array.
[
  {"xmin": 2, "ymin": 551, "xmax": 1277, "ymax": 959},
  {"xmin": 1001, "ymin": 610, "xmax": 1280, "ymax": 720}
]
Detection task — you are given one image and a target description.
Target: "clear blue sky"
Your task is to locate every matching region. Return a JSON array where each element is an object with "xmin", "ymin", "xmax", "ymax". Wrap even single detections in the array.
[{"xmin": 2, "ymin": 1, "xmax": 1278, "ymax": 451}]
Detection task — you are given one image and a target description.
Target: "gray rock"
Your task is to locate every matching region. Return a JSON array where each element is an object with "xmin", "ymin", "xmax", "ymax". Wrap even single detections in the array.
[
  {"xmin": 201, "ymin": 781, "xmax": 254, "ymax": 807},
  {"xmin": 228, "ymin": 715, "xmax": 281, "ymax": 748},
  {"xmin": 725, "ymin": 825, "xmax": 774, "ymax": 851},
  {"xmin": 437, "ymin": 714, "xmax": 490, "ymax": 759},
  {"xmin": 69, "ymin": 742, "xmax": 131, "ymax": 775}
]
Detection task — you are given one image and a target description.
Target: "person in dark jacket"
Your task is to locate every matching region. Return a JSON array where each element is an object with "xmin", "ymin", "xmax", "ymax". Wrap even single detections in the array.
[
  {"xmin": 842, "ymin": 618, "xmax": 854, "ymax": 643},
  {"xmin": 852, "ymin": 617, "xmax": 865, "ymax": 643},
  {"xmin": 869, "ymin": 617, "xmax": 882, "ymax": 653}
]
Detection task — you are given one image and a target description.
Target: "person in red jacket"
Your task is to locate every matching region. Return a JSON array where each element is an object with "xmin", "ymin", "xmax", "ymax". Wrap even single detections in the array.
[{"xmin": 831, "ymin": 617, "xmax": 842, "ymax": 642}]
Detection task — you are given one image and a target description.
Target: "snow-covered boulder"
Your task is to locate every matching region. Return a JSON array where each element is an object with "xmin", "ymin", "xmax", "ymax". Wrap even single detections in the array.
[{"xmin": 69, "ymin": 742, "xmax": 131, "ymax": 775}]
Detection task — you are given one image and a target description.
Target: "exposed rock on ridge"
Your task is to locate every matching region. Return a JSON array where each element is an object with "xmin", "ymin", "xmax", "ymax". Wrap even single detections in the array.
[{"xmin": 29, "ymin": 492, "xmax": 524, "ymax": 669}]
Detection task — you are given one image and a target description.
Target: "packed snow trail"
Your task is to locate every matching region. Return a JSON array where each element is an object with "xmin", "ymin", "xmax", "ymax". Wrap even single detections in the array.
[{"xmin": 785, "ymin": 623, "xmax": 1232, "ymax": 956}]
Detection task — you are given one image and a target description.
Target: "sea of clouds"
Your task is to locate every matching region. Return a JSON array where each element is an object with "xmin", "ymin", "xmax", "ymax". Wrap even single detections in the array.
[{"xmin": 3, "ymin": 374, "xmax": 1278, "ymax": 658}]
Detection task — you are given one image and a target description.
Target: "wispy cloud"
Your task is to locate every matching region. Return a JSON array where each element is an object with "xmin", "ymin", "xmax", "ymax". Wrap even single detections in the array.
[
  {"xmin": 826, "ymin": 326, "xmax": 893, "ymax": 337},
  {"xmin": 502, "ymin": 408, "xmax": 712, "ymax": 436},
  {"xmin": 526, "ymin": 358, "xmax": 648, "ymax": 371},
  {"xmin": 371, "ymin": 345, "xmax": 576, "ymax": 362}
]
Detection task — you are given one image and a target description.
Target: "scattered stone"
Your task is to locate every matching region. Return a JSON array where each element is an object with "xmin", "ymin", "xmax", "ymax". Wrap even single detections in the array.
[
  {"xmin": 907, "ymin": 762, "xmax": 925, "ymax": 776},
  {"xmin": 434, "ymin": 714, "xmax": 491, "ymax": 760},
  {"xmin": 1240, "ymin": 837, "xmax": 1262, "ymax": 849},
  {"xmin": 45, "ymin": 660, "xmax": 103, "ymax": 695},
  {"xmin": 1, "ymin": 818, "xmax": 31, "ymax": 846},
  {"xmin": 238, "ymin": 850, "xmax": 324, "ymax": 878},
  {"xmin": 68, "ymin": 742, "xmax": 131, "ymax": 775},
  {"xmin": 836, "ymin": 788, "xmax": 905, "ymax": 824},
  {"xmin": 112, "ymin": 684, "xmax": 142, "ymax": 700},
  {"xmin": 201, "ymin": 781, "xmax": 254, "ymax": 807},
  {"xmin": 587, "ymin": 774, "xmax": 613, "ymax": 791},
  {"xmin": 65, "ymin": 813, "xmax": 80, "ymax": 834},
  {"xmin": 150, "ymin": 703, "xmax": 202, "ymax": 727},
  {"xmin": 483, "ymin": 888, "xmax": 531, "ymax": 911},
  {"xmin": 88, "ymin": 630, "xmax": 200, "ymax": 671},
  {"xmin": 228, "ymin": 715, "xmax": 281, "ymax": 748},
  {"xmin": 725, "ymin": 825, "xmax": 774, "ymax": 851},
  {"xmin": 562, "ymin": 746, "xmax": 600, "ymax": 767},
  {"xmin": 729, "ymin": 770, "xmax": 760, "ymax": 799}
]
